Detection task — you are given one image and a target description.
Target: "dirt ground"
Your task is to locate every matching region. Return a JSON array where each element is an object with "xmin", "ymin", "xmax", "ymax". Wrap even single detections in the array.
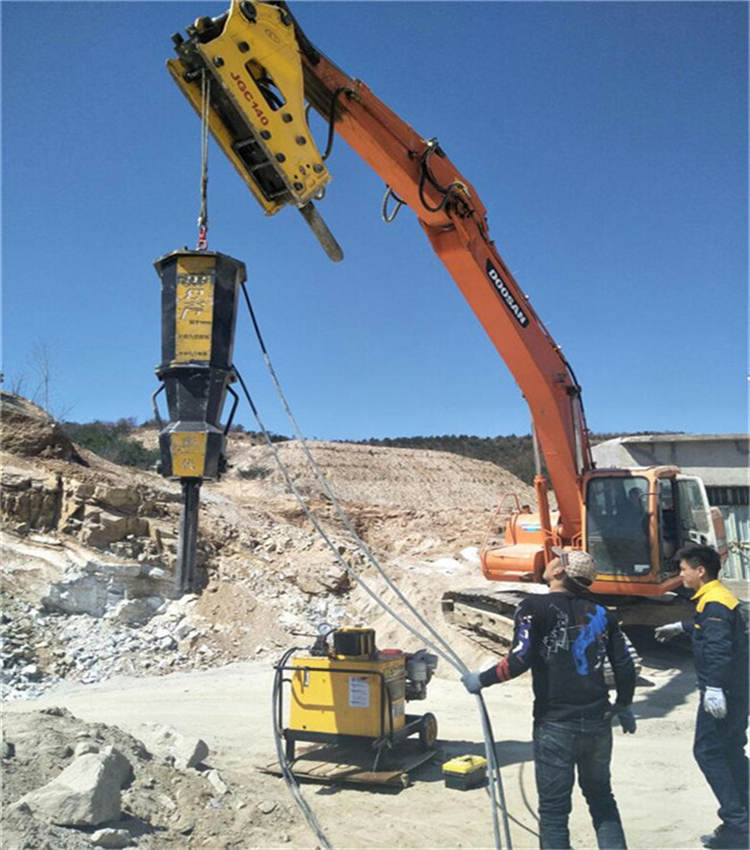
[
  {"xmin": 0, "ymin": 397, "xmax": 735, "ymax": 849},
  {"xmin": 5, "ymin": 635, "xmax": 716, "ymax": 850}
]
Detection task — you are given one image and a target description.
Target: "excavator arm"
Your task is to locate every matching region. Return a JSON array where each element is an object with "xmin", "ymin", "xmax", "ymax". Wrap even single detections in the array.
[
  {"xmin": 295, "ymin": 23, "xmax": 593, "ymax": 546},
  {"xmin": 167, "ymin": 0, "xmax": 593, "ymax": 551}
]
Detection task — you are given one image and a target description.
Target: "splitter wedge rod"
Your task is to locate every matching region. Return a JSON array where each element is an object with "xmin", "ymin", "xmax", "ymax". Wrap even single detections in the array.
[{"xmin": 175, "ymin": 479, "xmax": 202, "ymax": 594}]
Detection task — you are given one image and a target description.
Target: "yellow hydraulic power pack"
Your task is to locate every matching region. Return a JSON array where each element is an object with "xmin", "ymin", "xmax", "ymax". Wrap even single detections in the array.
[
  {"xmin": 278, "ymin": 628, "xmax": 438, "ymax": 765},
  {"xmin": 289, "ymin": 642, "xmax": 406, "ymax": 738}
]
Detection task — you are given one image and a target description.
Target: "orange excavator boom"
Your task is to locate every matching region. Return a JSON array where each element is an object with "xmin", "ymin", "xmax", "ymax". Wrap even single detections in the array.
[{"xmin": 294, "ymin": 15, "xmax": 592, "ymax": 545}]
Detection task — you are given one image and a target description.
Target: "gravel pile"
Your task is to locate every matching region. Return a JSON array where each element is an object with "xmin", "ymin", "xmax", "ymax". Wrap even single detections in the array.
[
  {"xmin": 1, "ymin": 595, "xmax": 239, "ymax": 701},
  {"xmin": 1, "ymin": 596, "xmax": 57, "ymax": 700}
]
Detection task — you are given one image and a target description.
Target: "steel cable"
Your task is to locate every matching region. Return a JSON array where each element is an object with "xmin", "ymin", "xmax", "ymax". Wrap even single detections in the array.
[
  {"xmin": 197, "ymin": 70, "xmax": 210, "ymax": 250},
  {"xmin": 271, "ymin": 646, "xmax": 334, "ymax": 850}
]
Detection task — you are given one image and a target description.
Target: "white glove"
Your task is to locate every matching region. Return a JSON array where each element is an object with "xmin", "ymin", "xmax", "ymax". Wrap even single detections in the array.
[
  {"xmin": 461, "ymin": 671, "xmax": 483, "ymax": 694},
  {"xmin": 704, "ymin": 687, "xmax": 727, "ymax": 719},
  {"xmin": 654, "ymin": 622, "xmax": 684, "ymax": 643}
]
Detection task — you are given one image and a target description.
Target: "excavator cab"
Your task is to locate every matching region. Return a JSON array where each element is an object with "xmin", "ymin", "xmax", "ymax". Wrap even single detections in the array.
[
  {"xmin": 583, "ymin": 467, "xmax": 723, "ymax": 595},
  {"xmin": 479, "ymin": 467, "xmax": 724, "ymax": 599},
  {"xmin": 584, "ymin": 474, "xmax": 653, "ymax": 581}
]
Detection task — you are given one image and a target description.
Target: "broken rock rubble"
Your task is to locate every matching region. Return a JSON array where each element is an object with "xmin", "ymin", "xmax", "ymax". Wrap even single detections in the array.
[
  {"xmin": 2, "ymin": 709, "xmax": 286, "ymax": 850},
  {"xmin": 17, "ymin": 745, "xmax": 132, "ymax": 826},
  {"xmin": 89, "ymin": 828, "xmax": 134, "ymax": 849}
]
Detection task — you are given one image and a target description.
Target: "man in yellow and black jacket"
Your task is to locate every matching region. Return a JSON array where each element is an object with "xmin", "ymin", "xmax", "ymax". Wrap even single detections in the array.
[{"xmin": 656, "ymin": 544, "xmax": 749, "ymax": 850}]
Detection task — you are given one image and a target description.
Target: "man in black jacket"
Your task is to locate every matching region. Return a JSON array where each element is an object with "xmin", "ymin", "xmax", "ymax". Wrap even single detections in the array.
[
  {"xmin": 462, "ymin": 550, "xmax": 636, "ymax": 850},
  {"xmin": 656, "ymin": 544, "xmax": 749, "ymax": 850}
]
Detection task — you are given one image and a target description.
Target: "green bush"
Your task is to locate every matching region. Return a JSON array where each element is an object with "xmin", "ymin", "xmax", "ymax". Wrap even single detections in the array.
[
  {"xmin": 356, "ymin": 434, "xmax": 539, "ymax": 483},
  {"xmin": 62, "ymin": 418, "xmax": 160, "ymax": 470}
]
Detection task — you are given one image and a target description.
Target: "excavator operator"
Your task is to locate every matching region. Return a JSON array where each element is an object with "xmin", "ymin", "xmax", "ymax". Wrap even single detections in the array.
[{"xmin": 462, "ymin": 550, "xmax": 636, "ymax": 850}]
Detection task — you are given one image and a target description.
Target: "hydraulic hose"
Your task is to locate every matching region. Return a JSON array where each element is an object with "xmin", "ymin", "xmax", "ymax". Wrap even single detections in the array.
[
  {"xmin": 234, "ymin": 290, "xmax": 515, "ymax": 849},
  {"xmin": 239, "ymin": 282, "xmax": 465, "ymax": 672},
  {"xmin": 271, "ymin": 646, "xmax": 334, "ymax": 850}
]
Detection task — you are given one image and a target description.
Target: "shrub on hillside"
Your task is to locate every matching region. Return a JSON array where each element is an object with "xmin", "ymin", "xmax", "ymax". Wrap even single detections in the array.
[
  {"xmin": 357, "ymin": 434, "xmax": 540, "ymax": 484},
  {"xmin": 62, "ymin": 418, "xmax": 160, "ymax": 470}
]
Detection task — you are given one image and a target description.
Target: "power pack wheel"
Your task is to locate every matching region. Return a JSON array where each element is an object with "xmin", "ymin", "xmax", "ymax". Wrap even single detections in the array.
[{"xmin": 418, "ymin": 712, "xmax": 438, "ymax": 750}]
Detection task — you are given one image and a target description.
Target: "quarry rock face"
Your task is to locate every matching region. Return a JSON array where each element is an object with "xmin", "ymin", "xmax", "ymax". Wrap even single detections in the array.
[
  {"xmin": 0, "ymin": 397, "xmax": 185, "ymax": 675},
  {"xmin": 0, "ymin": 394, "xmax": 178, "ymax": 573},
  {"xmin": 1, "ymin": 469, "xmax": 62, "ymax": 532},
  {"xmin": 1, "ymin": 391, "xmax": 534, "ymax": 702},
  {"xmin": 1, "ymin": 465, "xmax": 171, "ymax": 558}
]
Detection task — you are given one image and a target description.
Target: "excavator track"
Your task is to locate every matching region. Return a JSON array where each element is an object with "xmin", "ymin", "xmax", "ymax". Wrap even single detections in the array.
[
  {"xmin": 441, "ymin": 584, "xmax": 706, "ymax": 683},
  {"xmin": 441, "ymin": 584, "xmax": 550, "ymax": 648},
  {"xmin": 442, "ymin": 583, "xmax": 697, "ymax": 643}
]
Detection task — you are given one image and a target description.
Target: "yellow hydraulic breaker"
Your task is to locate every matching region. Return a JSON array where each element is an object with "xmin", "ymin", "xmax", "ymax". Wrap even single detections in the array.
[{"xmin": 167, "ymin": 0, "xmax": 342, "ymax": 260}]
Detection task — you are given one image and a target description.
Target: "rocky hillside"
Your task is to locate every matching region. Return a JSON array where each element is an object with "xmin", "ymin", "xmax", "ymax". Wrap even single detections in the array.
[
  {"xmin": 1, "ymin": 391, "xmax": 534, "ymax": 701},
  {"xmin": 0, "ymin": 391, "xmax": 537, "ymax": 848},
  {"xmin": 3, "ymin": 706, "xmax": 299, "ymax": 849}
]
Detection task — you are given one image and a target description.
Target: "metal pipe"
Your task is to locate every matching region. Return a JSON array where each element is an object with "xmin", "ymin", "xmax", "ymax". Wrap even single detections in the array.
[
  {"xmin": 531, "ymin": 419, "xmax": 542, "ymax": 477},
  {"xmin": 573, "ymin": 403, "xmax": 584, "ymax": 475}
]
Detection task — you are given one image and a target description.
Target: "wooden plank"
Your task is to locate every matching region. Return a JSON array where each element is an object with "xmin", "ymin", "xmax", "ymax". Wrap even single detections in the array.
[{"xmin": 258, "ymin": 743, "xmax": 438, "ymax": 788}]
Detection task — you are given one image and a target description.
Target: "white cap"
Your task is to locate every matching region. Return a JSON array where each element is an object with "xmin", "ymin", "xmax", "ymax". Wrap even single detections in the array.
[{"xmin": 552, "ymin": 548, "xmax": 597, "ymax": 584}]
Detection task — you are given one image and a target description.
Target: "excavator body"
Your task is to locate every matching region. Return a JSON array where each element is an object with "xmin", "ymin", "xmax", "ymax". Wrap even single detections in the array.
[
  {"xmin": 482, "ymin": 466, "xmax": 727, "ymax": 595},
  {"xmin": 442, "ymin": 465, "xmax": 728, "ymax": 644}
]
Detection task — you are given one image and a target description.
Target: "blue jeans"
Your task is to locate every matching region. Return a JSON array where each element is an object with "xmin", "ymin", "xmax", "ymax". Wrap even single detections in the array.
[
  {"xmin": 694, "ymin": 693, "xmax": 749, "ymax": 835},
  {"xmin": 533, "ymin": 717, "xmax": 627, "ymax": 850}
]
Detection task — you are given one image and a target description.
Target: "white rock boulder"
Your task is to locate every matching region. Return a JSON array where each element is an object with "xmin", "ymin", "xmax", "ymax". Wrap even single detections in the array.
[
  {"xmin": 90, "ymin": 827, "xmax": 134, "ymax": 848},
  {"xmin": 138, "ymin": 724, "xmax": 208, "ymax": 769},
  {"xmin": 16, "ymin": 745, "xmax": 132, "ymax": 826}
]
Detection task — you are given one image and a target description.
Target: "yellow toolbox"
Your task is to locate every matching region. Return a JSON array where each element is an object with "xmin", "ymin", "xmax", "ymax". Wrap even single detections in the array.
[{"xmin": 442, "ymin": 755, "xmax": 488, "ymax": 790}]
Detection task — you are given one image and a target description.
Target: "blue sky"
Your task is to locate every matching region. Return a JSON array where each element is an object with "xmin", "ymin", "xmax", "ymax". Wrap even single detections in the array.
[{"xmin": 2, "ymin": 1, "xmax": 747, "ymax": 440}]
